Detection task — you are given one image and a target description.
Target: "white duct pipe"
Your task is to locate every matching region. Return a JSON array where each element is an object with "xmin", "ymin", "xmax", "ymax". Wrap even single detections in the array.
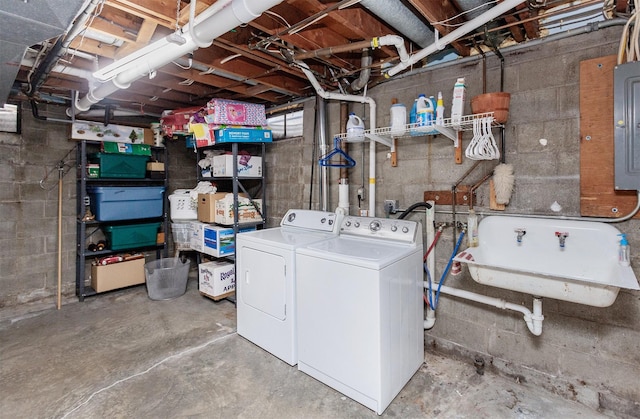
[
  {"xmin": 296, "ymin": 61, "xmax": 377, "ymax": 216},
  {"xmin": 385, "ymin": 0, "xmax": 526, "ymax": 77},
  {"xmin": 426, "ymin": 283, "xmax": 544, "ymax": 336},
  {"xmin": 69, "ymin": 0, "xmax": 285, "ymax": 114}
]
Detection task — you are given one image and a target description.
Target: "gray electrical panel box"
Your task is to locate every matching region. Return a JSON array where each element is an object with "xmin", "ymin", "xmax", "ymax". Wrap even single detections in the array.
[{"xmin": 614, "ymin": 61, "xmax": 640, "ymax": 190}]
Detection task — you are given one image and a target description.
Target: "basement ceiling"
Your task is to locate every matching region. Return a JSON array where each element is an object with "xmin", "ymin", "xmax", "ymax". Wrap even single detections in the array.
[{"xmin": 5, "ymin": 0, "xmax": 625, "ymax": 120}]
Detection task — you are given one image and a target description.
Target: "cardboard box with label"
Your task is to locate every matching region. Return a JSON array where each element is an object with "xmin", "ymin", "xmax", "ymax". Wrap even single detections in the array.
[
  {"xmin": 90, "ymin": 257, "xmax": 145, "ymax": 293},
  {"xmin": 198, "ymin": 192, "xmax": 246, "ymax": 223},
  {"xmin": 215, "ymin": 194, "xmax": 262, "ymax": 225},
  {"xmin": 190, "ymin": 221, "xmax": 255, "ymax": 257},
  {"xmin": 199, "ymin": 260, "xmax": 235, "ymax": 300},
  {"xmin": 212, "ymin": 155, "xmax": 262, "ymax": 177}
]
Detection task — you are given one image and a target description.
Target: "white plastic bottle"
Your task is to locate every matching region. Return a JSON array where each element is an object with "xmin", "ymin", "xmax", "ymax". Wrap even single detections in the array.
[
  {"xmin": 390, "ymin": 103, "xmax": 407, "ymax": 136},
  {"xmin": 451, "ymin": 78, "xmax": 466, "ymax": 128},
  {"xmin": 467, "ymin": 208, "xmax": 479, "ymax": 247},
  {"xmin": 346, "ymin": 113, "xmax": 365, "ymax": 141},
  {"xmin": 435, "ymin": 92, "xmax": 445, "ymax": 125},
  {"xmin": 618, "ymin": 234, "xmax": 631, "ymax": 266}
]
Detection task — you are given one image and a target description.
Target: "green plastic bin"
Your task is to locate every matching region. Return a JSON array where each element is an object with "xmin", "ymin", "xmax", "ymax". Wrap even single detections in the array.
[
  {"xmin": 90, "ymin": 153, "xmax": 149, "ymax": 178},
  {"xmin": 103, "ymin": 222, "xmax": 161, "ymax": 250}
]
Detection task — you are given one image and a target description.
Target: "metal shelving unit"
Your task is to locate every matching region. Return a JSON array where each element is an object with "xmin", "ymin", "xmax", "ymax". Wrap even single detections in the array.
[{"xmin": 75, "ymin": 140, "xmax": 168, "ymax": 301}]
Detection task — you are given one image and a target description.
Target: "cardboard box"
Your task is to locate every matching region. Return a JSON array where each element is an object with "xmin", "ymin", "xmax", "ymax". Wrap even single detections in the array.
[
  {"xmin": 191, "ymin": 125, "xmax": 272, "ymax": 148},
  {"xmin": 70, "ymin": 122, "xmax": 145, "ymax": 143},
  {"xmin": 212, "ymin": 155, "xmax": 262, "ymax": 177},
  {"xmin": 198, "ymin": 260, "xmax": 235, "ymax": 300},
  {"xmin": 190, "ymin": 221, "xmax": 255, "ymax": 257},
  {"xmin": 146, "ymin": 162, "xmax": 165, "ymax": 171},
  {"xmin": 197, "ymin": 192, "xmax": 234, "ymax": 223},
  {"xmin": 205, "ymin": 98, "xmax": 267, "ymax": 126},
  {"xmin": 215, "ymin": 194, "xmax": 262, "ymax": 225},
  {"xmin": 90, "ymin": 258, "xmax": 145, "ymax": 293}
]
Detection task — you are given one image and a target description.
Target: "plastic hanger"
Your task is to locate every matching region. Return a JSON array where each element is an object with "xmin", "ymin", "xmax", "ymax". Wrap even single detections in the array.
[{"xmin": 319, "ymin": 137, "xmax": 356, "ymax": 168}]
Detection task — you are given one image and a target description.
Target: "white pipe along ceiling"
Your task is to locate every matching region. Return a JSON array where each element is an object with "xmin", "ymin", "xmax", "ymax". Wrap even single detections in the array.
[{"xmin": 69, "ymin": 0, "xmax": 286, "ymax": 115}]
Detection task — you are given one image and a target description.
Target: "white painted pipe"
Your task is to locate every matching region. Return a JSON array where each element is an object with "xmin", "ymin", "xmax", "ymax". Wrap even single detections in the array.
[
  {"xmin": 296, "ymin": 61, "xmax": 377, "ymax": 216},
  {"xmin": 385, "ymin": 0, "xmax": 526, "ymax": 77},
  {"xmin": 338, "ymin": 182, "xmax": 349, "ymax": 215},
  {"xmin": 188, "ymin": 0, "xmax": 215, "ymax": 48},
  {"xmin": 424, "ymin": 200, "xmax": 436, "ymax": 329},
  {"xmin": 426, "ymin": 282, "xmax": 544, "ymax": 336},
  {"xmin": 69, "ymin": 0, "xmax": 285, "ymax": 114}
]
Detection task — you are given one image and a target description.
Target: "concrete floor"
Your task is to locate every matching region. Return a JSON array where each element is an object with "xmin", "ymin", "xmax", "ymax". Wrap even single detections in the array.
[{"xmin": 1, "ymin": 276, "xmax": 619, "ymax": 419}]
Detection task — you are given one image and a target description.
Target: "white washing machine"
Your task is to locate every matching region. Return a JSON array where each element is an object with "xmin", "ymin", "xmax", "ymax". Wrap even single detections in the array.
[
  {"xmin": 236, "ymin": 209, "xmax": 341, "ymax": 366},
  {"xmin": 295, "ymin": 215, "xmax": 424, "ymax": 415}
]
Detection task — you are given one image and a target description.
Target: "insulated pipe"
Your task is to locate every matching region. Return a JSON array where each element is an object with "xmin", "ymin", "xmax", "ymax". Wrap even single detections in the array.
[
  {"xmin": 385, "ymin": 0, "xmax": 526, "ymax": 77},
  {"xmin": 69, "ymin": 0, "xmax": 285, "ymax": 114},
  {"xmin": 359, "ymin": 0, "xmax": 435, "ymax": 48},
  {"xmin": 350, "ymin": 49, "xmax": 372, "ymax": 92},
  {"xmin": 296, "ymin": 60, "xmax": 377, "ymax": 216},
  {"xmin": 430, "ymin": 283, "xmax": 544, "ymax": 336}
]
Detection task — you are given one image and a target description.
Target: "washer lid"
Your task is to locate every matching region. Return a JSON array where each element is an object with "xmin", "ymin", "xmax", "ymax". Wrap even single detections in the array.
[
  {"xmin": 296, "ymin": 236, "xmax": 419, "ymax": 269},
  {"xmin": 237, "ymin": 227, "xmax": 334, "ymax": 249}
]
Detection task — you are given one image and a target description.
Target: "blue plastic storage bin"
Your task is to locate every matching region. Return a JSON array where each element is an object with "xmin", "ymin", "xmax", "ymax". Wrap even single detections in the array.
[{"xmin": 87, "ymin": 186, "xmax": 165, "ymax": 221}]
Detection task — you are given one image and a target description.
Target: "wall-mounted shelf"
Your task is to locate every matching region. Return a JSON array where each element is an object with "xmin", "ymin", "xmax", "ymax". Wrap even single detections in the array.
[{"xmin": 335, "ymin": 112, "xmax": 499, "ymax": 149}]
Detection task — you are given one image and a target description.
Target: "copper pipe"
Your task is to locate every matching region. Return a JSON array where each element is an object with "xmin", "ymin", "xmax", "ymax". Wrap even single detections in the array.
[{"xmin": 295, "ymin": 39, "xmax": 374, "ymax": 60}]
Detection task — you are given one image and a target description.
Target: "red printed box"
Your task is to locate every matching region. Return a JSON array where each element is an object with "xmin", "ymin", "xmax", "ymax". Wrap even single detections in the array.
[{"xmin": 204, "ymin": 98, "xmax": 267, "ymax": 127}]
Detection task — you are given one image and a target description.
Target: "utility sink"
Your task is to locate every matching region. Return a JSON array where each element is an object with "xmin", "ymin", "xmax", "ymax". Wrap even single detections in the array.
[{"xmin": 453, "ymin": 216, "xmax": 640, "ymax": 307}]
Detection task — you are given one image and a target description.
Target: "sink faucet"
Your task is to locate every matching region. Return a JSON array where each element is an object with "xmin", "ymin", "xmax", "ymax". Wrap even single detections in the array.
[
  {"xmin": 555, "ymin": 231, "xmax": 569, "ymax": 248},
  {"xmin": 514, "ymin": 228, "xmax": 526, "ymax": 243}
]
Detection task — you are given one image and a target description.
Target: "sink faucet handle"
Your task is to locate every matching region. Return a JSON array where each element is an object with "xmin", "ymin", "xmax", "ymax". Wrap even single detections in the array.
[
  {"xmin": 555, "ymin": 231, "xmax": 569, "ymax": 238},
  {"xmin": 514, "ymin": 228, "xmax": 526, "ymax": 243}
]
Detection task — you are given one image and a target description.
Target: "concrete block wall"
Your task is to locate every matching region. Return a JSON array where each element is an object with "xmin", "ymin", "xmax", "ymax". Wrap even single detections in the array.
[
  {"xmin": 0, "ymin": 104, "xmax": 77, "ymax": 311},
  {"xmin": 324, "ymin": 25, "xmax": 639, "ymax": 415}
]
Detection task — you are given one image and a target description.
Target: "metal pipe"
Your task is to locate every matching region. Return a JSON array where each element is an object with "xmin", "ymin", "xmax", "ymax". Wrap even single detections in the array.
[
  {"xmin": 435, "ymin": 190, "xmax": 640, "ymax": 224},
  {"xmin": 294, "ymin": 40, "xmax": 374, "ymax": 60},
  {"xmin": 318, "ymin": 97, "xmax": 329, "ymax": 211}
]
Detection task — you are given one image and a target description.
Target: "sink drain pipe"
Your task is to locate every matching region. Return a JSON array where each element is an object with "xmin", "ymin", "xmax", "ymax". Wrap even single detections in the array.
[{"xmin": 426, "ymin": 282, "xmax": 544, "ymax": 336}]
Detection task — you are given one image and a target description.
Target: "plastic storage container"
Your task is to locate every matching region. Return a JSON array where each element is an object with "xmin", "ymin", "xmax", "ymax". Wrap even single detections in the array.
[
  {"xmin": 103, "ymin": 222, "xmax": 161, "ymax": 250},
  {"xmin": 145, "ymin": 258, "xmax": 190, "ymax": 300},
  {"xmin": 87, "ymin": 186, "xmax": 165, "ymax": 221},
  {"xmin": 168, "ymin": 189, "xmax": 197, "ymax": 221},
  {"xmin": 171, "ymin": 222, "xmax": 192, "ymax": 250},
  {"xmin": 89, "ymin": 153, "xmax": 149, "ymax": 178}
]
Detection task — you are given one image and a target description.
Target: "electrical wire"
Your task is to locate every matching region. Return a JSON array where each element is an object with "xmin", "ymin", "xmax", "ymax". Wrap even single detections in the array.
[
  {"xmin": 431, "ymin": 0, "xmax": 500, "ymax": 27},
  {"xmin": 618, "ymin": 0, "xmax": 639, "ymax": 63}
]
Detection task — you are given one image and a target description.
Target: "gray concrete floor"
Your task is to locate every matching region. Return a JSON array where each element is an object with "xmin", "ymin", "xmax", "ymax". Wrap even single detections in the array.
[{"xmin": 1, "ymin": 276, "xmax": 617, "ymax": 419}]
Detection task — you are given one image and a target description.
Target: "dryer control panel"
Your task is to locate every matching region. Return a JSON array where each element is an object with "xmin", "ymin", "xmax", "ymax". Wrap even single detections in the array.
[
  {"xmin": 280, "ymin": 209, "xmax": 341, "ymax": 233},
  {"xmin": 340, "ymin": 216, "xmax": 420, "ymax": 244}
]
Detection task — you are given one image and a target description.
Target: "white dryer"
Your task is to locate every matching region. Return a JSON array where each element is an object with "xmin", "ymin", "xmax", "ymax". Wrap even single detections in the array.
[
  {"xmin": 295, "ymin": 216, "xmax": 424, "ymax": 415},
  {"xmin": 236, "ymin": 209, "xmax": 341, "ymax": 366}
]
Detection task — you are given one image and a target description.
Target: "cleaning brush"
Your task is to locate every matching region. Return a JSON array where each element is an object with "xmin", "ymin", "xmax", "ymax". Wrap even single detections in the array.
[{"xmin": 493, "ymin": 163, "xmax": 514, "ymax": 205}]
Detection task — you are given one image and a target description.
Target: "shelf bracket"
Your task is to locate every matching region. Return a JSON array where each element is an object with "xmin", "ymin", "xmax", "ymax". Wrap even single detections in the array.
[
  {"xmin": 364, "ymin": 133, "xmax": 394, "ymax": 149},
  {"xmin": 432, "ymin": 125, "xmax": 459, "ymax": 147}
]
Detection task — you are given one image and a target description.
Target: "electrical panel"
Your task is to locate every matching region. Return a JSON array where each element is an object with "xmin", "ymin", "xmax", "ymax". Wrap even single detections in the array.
[{"xmin": 614, "ymin": 60, "xmax": 640, "ymax": 190}]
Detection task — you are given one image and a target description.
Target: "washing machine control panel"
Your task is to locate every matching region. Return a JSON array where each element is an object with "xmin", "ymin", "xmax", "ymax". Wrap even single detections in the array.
[
  {"xmin": 340, "ymin": 216, "xmax": 418, "ymax": 243},
  {"xmin": 280, "ymin": 209, "xmax": 342, "ymax": 233}
]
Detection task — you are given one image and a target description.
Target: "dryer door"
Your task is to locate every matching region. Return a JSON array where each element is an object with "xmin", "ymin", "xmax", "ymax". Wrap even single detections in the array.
[{"xmin": 240, "ymin": 247, "xmax": 287, "ymax": 320}]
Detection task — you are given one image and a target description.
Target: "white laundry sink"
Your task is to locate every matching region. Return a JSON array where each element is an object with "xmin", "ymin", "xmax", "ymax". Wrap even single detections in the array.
[{"xmin": 453, "ymin": 216, "xmax": 639, "ymax": 307}]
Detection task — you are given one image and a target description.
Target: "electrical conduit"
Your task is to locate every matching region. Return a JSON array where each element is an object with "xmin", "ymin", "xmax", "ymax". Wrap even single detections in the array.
[{"xmin": 69, "ymin": 0, "xmax": 285, "ymax": 115}]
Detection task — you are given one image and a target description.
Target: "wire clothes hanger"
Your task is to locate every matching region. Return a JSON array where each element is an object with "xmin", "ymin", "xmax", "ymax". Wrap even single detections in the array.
[{"xmin": 319, "ymin": 137, "xmax": 356, "ymax": 168}]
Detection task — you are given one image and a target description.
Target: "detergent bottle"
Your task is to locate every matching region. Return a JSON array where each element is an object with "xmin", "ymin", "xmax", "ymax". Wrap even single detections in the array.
[
  {"xmin": 618, "ymin": 233, "xmax": 631, "ymax": 266},
  {"xmin": 416, "ymin": 94, "xmax": 434, "ymax": 129},
  {"xmin": 346, "ymin": 113, "xmax": 365, "ymax": 141}
]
